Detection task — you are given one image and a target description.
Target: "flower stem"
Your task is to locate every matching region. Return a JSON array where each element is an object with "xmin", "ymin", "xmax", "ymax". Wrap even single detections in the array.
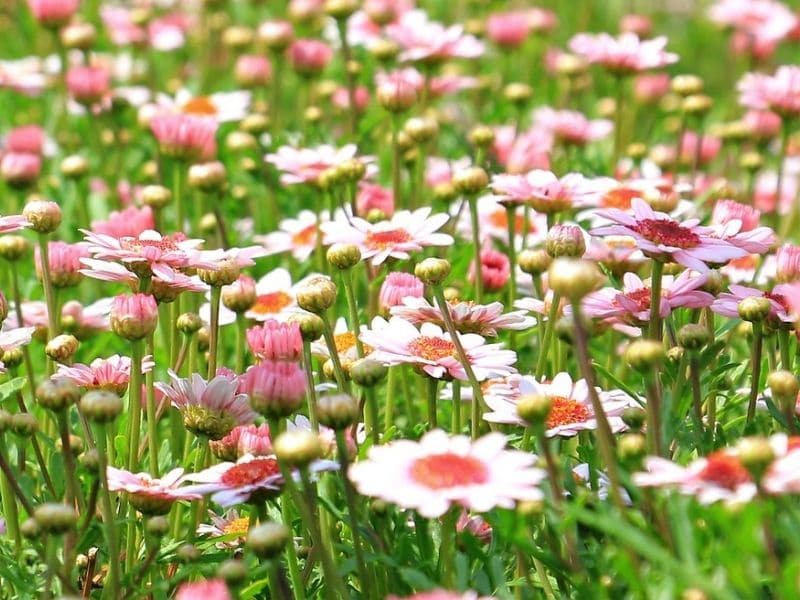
[
  {"xmin": 37, "ymin": 234, "xmax": 59, "ymax": 352},
  {"xmin": 426, "ymin": 377, "xmax": 438, "ymax": 430},
  {"xmin": 94, "ymin": 422, "xmax": 121, "ymax": 597},
  {"xmin": 280, "ymin": 496, "xmax": 306, "ymax": 600},
  {"xmin": 391, "ymin": 115, "xmax": 402, "ymax": 209},
  {"xmin": 301, "ymin": 341, "xmax": 319, "ymax": 431},
  {"xmin": 342, "ymin": 269, "xmax": 364, "ymax": 358},
  {"xmin": 451, "ymin": 380, "xmax": 462, "ymax": 434},
  {"xmin": 207, "ymin": 285, "xmax": 222, "ymax": 379},
  {"xmin": 746, "ymin": 322, "xmax": 764, "ymax": 425},
  {"xmin": 144, "ymin": 335, "xmax": 159, "ymax": 475},
  {"xmin": 235, "ymin": 314, "xmax": 246, "ymax": 373},
  {"xmin": 535, "ymin": 292, "xmax": 561, "ymax": 379},
  {"xmin": 438, "ymin": 509, "xmax": 458, "ymax": 588},
  {"xmin": 127, "ymin": 340, "xmax": 143, "ymax": 472},
  {"xmin": 468, "ymin": 194, "xmax": 484, "ymax": 303},
  {"xmin": 319, "ymin": 311, "xmax": 351, "ymax": 394},
  {"xmin": 0, "ymin": 435, "xmax": 21, "ymax": 555}
]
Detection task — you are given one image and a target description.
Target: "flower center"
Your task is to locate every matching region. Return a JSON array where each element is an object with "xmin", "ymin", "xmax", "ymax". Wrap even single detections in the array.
[
  {"xmin": 333, "ymin": 332, "xmax": 374, "ymax": 356},
  {"xmin": 546, "ymin": 396, "xmax": 591, "ymax": 428},
  {"xmin": 182, "ymin": 96, "xmax": 218, "ymax": 115},
  {"xmin": 222, "ymin": 517, "xmax": 250, "ymax": 537},
  {"xmin": 698, "ymin": 452, "xmax": 751, "ymax": 490},
  {"xmin": 488, "ymin": 210, "xmax": 530, "ymax": 234},
  {"xmin": 291, "ymin": 224, "xmax": 317, "ymax": 246},
  {"xmin": 221, "ymin": 458, "xmax": 282, "ymax": 487},
  {"xmin": 602, "ymin": 187, "xmax": 638, "ymax": 210},
  {"xmin": 409, "ymin": 336, "xmax": 457, "ymax": 361},
  {"xmin": 409, "ymin": 453, "xmax": 489, "ymax": 489},
  {"xmin": 622, "ymin": 287, "xmax": 652, "ymax": 311},
  {"xmin": 632, "ymin": 218, "xmax": 701, "ymax": 249},
  {"xmin": 365, "ymin": 228, "xmax": 411, "ymax": 250},
  {"xmin": 120, "ymin": 237, "xmax": 179, "ymax": 253},
  {"xmin": 251, "ymin": 291, "xmax": 292, "ymax": 315},
  {"xmin": 764, "ymin": 291, "xmax": 789, "ymax": 314}
]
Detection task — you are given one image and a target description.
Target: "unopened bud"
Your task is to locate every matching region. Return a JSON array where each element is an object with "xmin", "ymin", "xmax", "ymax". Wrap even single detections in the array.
[
  {"xmin": 677, "ymin": 324, "xmax": 710, "ymax": 352},
  {"xmin": 452, "ymin": 167, "xmax": 489, "ymax": 195},
  {"xmin": 247, "ymin": 522, "xmax": 290, "ymax": 559},
  {"xmin": 737, "ymin": 296, "xmax": 771, "ymax": 322},
  {"xmin": 34, "ymin": 503, "xmax": 77, "ymax": 534},
  {"xmin": 625, "ymin": 340, "xmax": 666, "ymax": 371},
  {"xmin": 36, "ymin": 378, "xmax": 80, "ymax": 411},
  {"xmin": 80, "ymin": 390, "xmax": 124, "ymax": 423},
  {"xmin": 547, "ymin": 258, "xmax": 603, "ymax": 300},
  {"xmin": 274, "ymin": 430, "xmax": 323, "ymax": 467},
  {"xmin": 288, "ymin": 312, "xmax": 325, "ymax": 342},
  {"xmin": 327, "ymin": 243, "xmax": 361, "ymax": 270},
  {"xmin": 349, "ymin": 359, "xmax": 387, "ymax": 387},
  {"xmin": 141, "ymin": 185, "xmax": 171, "ymax": 209},
  {"xmin": 737, "ymin": 437, "xmax": 774, "ymax": 481},
  {"xmin": 545, "ymin": 225, "xmax": 586, "ymax": 258},
  {"xmin": 23, "ymin": 199, "xmax": 62, "ymax": 234},
  {"xmin": 415, "ymin": 258, "xmax": 451, "ymax": 286},
  {"xmin": 45, "ymin": 334, "xmax": 79, "ymax": 363},
  {"xmin": 317, "ymin": 393, "xmax": 359, "ymax": 430},
  {"xmin": 295, "ymin": 276, "xmax": 337, "ymax": 313},
  {"xmin": 516, "ymin": 394, "xmax": 552, "ymax": 427}
]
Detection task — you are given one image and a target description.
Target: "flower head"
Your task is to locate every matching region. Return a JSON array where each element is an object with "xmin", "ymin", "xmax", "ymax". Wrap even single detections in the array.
[
  {"xmin": 390, "ymin": 297, "xmax": 535, "ymax": 336},
  {"xmin": 569, "ymin": 32, "xmax": 678, "ymax": 73},
  {"xmin": 107, "ymin": 467, "xmax": 200, "ymax": 515}
]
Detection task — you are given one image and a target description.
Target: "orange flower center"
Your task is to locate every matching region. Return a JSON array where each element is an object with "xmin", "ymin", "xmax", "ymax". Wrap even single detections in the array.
[
  {"xmin": 409, "ymin": 336, "xmax": 457, "ymax": 361},
  {"xmin": 182, "ymin": 96, "xmax": 218, "ymax": 115},
  {"xmin": 251, "ymin": 291, "xmax": 292, "ymax": 315},
  {"xmin": 488, "ymin": 209, "xmax": 530, "ymax": 234},
  {"xmin": 365, "ymin": 228, "xmax": 411, "ymax": 250},
  {"xmin": 221, "ymin": 458, "xmax": 281, "ymax": 486},
  {"xmin": 698, "ymin": 452, "xmax": 751, "ymax": 490},
  {"xmin": 546, "ymin": 396, "xmax": 591, "ymax": 428},
  {"xmin": 333, "ymin": 332, "xmax": 373, "ymax": 355},
  {"xmin": 222, "ymin": 517, "xmax": 250, "ymax": 537},
  {"xmin": 632, "ymin": 219, "xmax": 701, "ymax": 249},
  {"xmin": 292, "ymin": 224, "xmax": 317, "ymax": 246},
  {"xmin": 602, "ymin": 187, "xmax": 638, "ymax": 210},
  {"xmin": 410, "ymin": 453, "xmax": 489, "ymax": 489},
  {"xmin": 727, "ymin": 255, "xmax": 758, "ymax": 270}
]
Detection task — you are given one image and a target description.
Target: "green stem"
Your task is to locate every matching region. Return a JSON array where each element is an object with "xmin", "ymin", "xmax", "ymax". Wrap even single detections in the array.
[
  {"xmin": 342, "ymin": 269, "xmax": 364, "ymax": 358},
  {"xmin": 438, "ymin": 509, "xmax": 458, "ymax": 588},
  {"xmin": 0, "ymin": 436, "xmax": 21, "ymax": 555},
  {"xmin": 747, "ymin": 322, "xmax": 764, "ymax": 425},
  {"xmin": 127, "ymin": 340, "xmax": 143, "ymax": 472},
  {"xmin": 426, "ymin": 377, "xmax": 438, "ymax": 429},
  {"xmin": 320, "ymin": 311, "xmax": 351, "ymax": 394},
  {"xmin": 506, "ymin": 204, "xmax": 517, "ymax": 308},
  {"xmin": 236, "ymin": 314, "xmax": 246, "ymax": 373},
  {"xmin": 451, "ymin": 380, "xmax": 462, "ymax": 434},
  {"xmin": 37, "ymin": 234, "xmax": 59, "ymax": 345},
  {"xmin": 468, "ymin": 194, "xmax": 484, "ymax": 303},
  {"xmin": 535, "ymin": 292, "xmax": 561, "ymax": 378},
  {"xmin": 280, "ymin": 497, "xmax": 306, "ymax": 600},
  {"xmin": 94, "ymin": 423, "xmax": 121, "ymax": 597},
  {"xmin": 207, "ymin": 285, "xmax": 222, "ymax": 379},
  {"xmin": 384, "ymin": 366, "xmax": 396, "ymax": 432},
  {"xmin": 302, "ymin": 341, "xmax": 319, "ymax": 431},
  {"xmin": 144, "ymin": 335, "xmax": 158, "ymax": 475}
]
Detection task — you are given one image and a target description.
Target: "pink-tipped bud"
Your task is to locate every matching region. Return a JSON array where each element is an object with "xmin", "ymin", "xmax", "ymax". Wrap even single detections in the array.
[
  {"xmin": 258, "ymin": 20, "xmax": 294, "ymax": 50},
  {"xmin": 711, "ymin": 199, "xmax": 761, "ymax": 231},
  {"xmin": 376, "ymin": 79, "xmax": 417, "ymax": 113},
  {"xmin": 222, "ymin": 275, "xmax": 257, "ymax": 314},
  {"xmin": 110, "ymin": 293, "xmax": 158, "ymax": 341},
  {"xmin": 1, "ymin": 152, "xmax": 41, "ymax": 187},
  {"xmin": 486, "ymin": 12, "xmax": 530, "ymax": 49},
  {"xmin": 545, "ymin": 224, "xmax": 586, "ymax": 258},
  {"xmin": 6, "ymin": 125, "xmax": 46, "ymax": 155},
  {"xmin": 470, "ymin": 249, "xmax": 511, "ymax": 293},
  {"xmin": 619, "ymin": 14, "xmax": 652, "ymax": 37},
  {"xmin": 35, "ymin": 241, "xmax": 88, "ymax": 288},
  {"xmin": 235, "ymin": 55, "xmax": 272, "ymax": 88},
  {"xmin": 66, "ymin": 66, "xmax": 110, "ymax": 105},
  {"xmin": 240, "ymin": 360, "xmax": 307, "ymax": 419},
  {"xmin": 287, "ymin": 39, "xmax": 333, "ymax": 77},
  {"xmin": 27, "ymin": 0, "xmax": 79, "ymax": 27},
  {"xmin": 150, "ymin": 114, "xmax": 218, "ymax": 162},
  {"xmin": 247, "ymin": 320, "xmax": 303, "ymax": 362},
  {"xmin": 379, "ymin": 272, "xmax": 424, "ymax": 312}
]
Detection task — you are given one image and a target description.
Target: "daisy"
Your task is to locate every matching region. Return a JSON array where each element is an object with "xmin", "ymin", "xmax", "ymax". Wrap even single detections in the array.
[
  {"xmin": 491, "ymin": 126, "xmax": 552, "ymax": 174},
  {"xmin": 633, "ymin": 451, "xmax": 756, "ymax": 504},
  {"xmin": 197, "ymin": 509, "xmax": 250, "ymax": 548},
  {"xmin": 591, "ymin": 198, "xmax": 748, "ymax": 272},
  {"xmin": 107, "ymin": 467, "xmax": 201, "ymax": 515},
  {"xmin": 359, "ymin": 317, "xmax": 517, "ymax": 381},
  {"xmin": 265, "ymin": 144, "xmax": 376, "ymax": 186},
  {"xmin": 56, "ymin": 354, "xmax": 155, "ymax": 395},
  {"xmin": 490, "ymin": 170, "xmax": 608, "ymax": 213},
  {"xmin": 581, "ymin": 270, "xmax": 714, "ymax": 325},
  {"xmin": 532, "ymin": 107, "xmax": 613, "ymax": 146},
  {"xmin": 349, "ymin": 429, "xmax": 545, "ymax": 518},
  {"xmin": 375, "ymin": 68, "xmax": 477, "ymax": 99},
  {"xmin": 0, "ymin": 214, "xmax": 30, "ymax": 233},
  {"xmin": 154, "ymin": 88, "xmax": 252, "ymax": 123},
  {"xmin": 175, "ymin": 580, "xmax": 231, "ymax": 600},
  {"xmin": 91, "ymin": 205, "xmax": 155, "ymax": 239},
  {"xmin": 709, "ymin": 0, "xmax": 798, "ymax": 46},
  {"xmin": 584, "ymin": 237, "xmax": 646, "ymax": 277},
  {"xmin": 483, "ymin": 372, "xmax": 634, "ymax": 437},
  {"xmin": 321, "ymin": 207, "xmax": 453, "ymax": 266},
  {"xmin": 9, "ymin": 299, "xmax": 112, "ymax": 337},
  {"xmin": 82, "ymin": 229, "xmax": 223, "ymax": 281},
  {"xmin": 386, "ymin": 10, "xmax": 485, "ymax": 63},
  {"xmin": 455, "ymin": 195, "xmax": 547, "ymax": 249},
  {"xmin": 390, "ymin": 297, "xmax": 535, "ymax": 336},
  {"xmin": 568, "ymin": 32, "xmax": 678, "ymax": 73},
  {"xmin": 156, "ymin": 371, "xmax": 257, "ymax": 440},
  {"xmin": 738, "ymin": 65, "xmax": 800, "ymax": 117},
  {"xmin": 255, "ymin": 210, "xmax": 328, "ymax": 262},
  {"xmin": 311, "ymin": 317, "xmax": 376, "ymax": 366},
  {"xmin": 721, "ymin": 254, "xmax": 775, "ymax": 285},
  {"xmin": 711, "ymin": 283, "xmax": 797, "ymax": 325},
  {"xmin": 710, "ymin": 199, "xmax": 776, "ymax": 254}
]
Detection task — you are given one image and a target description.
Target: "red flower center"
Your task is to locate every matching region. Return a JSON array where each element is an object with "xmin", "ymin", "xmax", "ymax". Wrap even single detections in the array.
[
  {"xmin": 292, "ymin": 224, "xmax": 317, "ymax": 246},
  {"xmin": 602, "ymin": 187, "xmax": 638, "ymax": 210},
  {"xmin": 546, "ymin": 396, "xmax": 591, "ymax": 428},
  {"xmin": 623, "ymin": 287, "xmax": 652, "ymax": 311},
  {"xmin": 410, "ymin": 453, "xmax": 489, "ymax": 489},
  {"xmin": 409, "ymin": 336, "xmax": 457, "ymax": 361},
  {"xmin": 251, "ymin": 291, "xmax": 292, "ymax": 315},
  {"xmin": 697, "ymin": 452, "xmax": 750, "ymax": 490},
  {"xmin": 764, "ymin": 292, "xmax": 789, "ymax": 314},
  {"xmin": 221, "ymin": 458, "xmax": 281, "ymax": 487},
  {"xmin": 632, "ymin": 219, "xmax": 701, "ymax": 249},
  {"xmin": 183, "ymin": 96, "xmax": 218, "ymax": 115},
  {"xmin": 365, "ymin": 228, "xmax": 411, "ymax": 250}
]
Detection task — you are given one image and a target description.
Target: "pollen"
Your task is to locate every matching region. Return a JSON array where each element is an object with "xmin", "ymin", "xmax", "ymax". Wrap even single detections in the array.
[
  {"xmin": 222, "ymin": 517, "xmax": 250, "ymax": 537},
  {"xmin": 221, "ymin": 458, "xmax": 282, "ymax": 487},
  {"xmin": 410, "ymin": 453, "xmax": 489, "ymax": 489},
  {"xmin": 182, "ymin": 96, "xmax": 218, "ymax": 115},
  {"xmin": 546, "ymin": 396, "xmax": 591, "ymax": 428},
  {"xmin": 365, "ymin": 228, "xmax": 411, "ymax": 250},
  {"xmin": 409, "ymin": 336, "xmax": 457, "ymax": 361},
  {"xmin": 697, "ymin": 452, "xmax": 751, "ymax": 490},
  {"xmin": 250, "ymin": 291, "xmax": 292, "ymax": 315}
]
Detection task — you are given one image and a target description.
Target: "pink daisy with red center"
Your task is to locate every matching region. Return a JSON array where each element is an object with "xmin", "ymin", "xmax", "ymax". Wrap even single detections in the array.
[
  {"xmin": 390, "ymin": 297, "xmax": 535, "ymax": 336},
  {"xmin": 348, "ymin": 429, "xmax": 545, "ymax": 517},
  {"xmin": 56, "ymin": 354, "xmax": 155, "ymax": 395},
  {"xmin": 107, "ymin": 467, "xmax": 201, "ymax": 515}
]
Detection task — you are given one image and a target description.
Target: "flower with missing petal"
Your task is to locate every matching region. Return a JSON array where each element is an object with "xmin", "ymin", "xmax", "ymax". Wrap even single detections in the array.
[{"xmin": 349, "ymin": 429, "xmax": 545, "ymax": 518}]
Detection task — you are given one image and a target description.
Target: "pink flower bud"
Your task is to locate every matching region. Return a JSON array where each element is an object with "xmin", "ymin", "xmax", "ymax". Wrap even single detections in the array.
[
  {"xmin": 634, "ymin": 73, "xmax": 670, "ymax": 104},
  {"xmin": 6, "ymin": 125, "xmax": 46, "ymax": 155},
  {"xmin": 240, "ymin": 360, "xmax": 307, "ymax": 419},
  {"xmin": 150, "ymin": 114, "xmax": 218, "ymax": 162},
  {"xmin": 0, "ymin": 152, "xmax": 41, "ymax": 187},
  {"xmin": 486, "ymin": 12, "xmax": 530, "ymax": 49},
  {"xmin": 27, "ymin": 0, "xmax": 79, "ymax": 27},
  {"xmin": 35, "ymin": 241, "xmax": 88, "ymax": 288},
  {"xmin": 110, "ymin": 293, "xmax": 158, "ymax": 341},
  {"xmin": 356, "ymin": 183, "xmax": 394, "ymax": 217},
  {"xmin": 619, "ymin": 14, "xmax": 652, "ymax": 37},
  {"xmin": 711, "ymin": 199, "xmax": 762, "ymax": 232},
  {"xmin": 287, "ymin": 39, "xmax": 333, "ymax": 76},
  {"xmin": 66, "ymin": 66, "xmax": 110, "ymax": 105},
  {"xmin": 246, "ymin": 320, "xmax": 303, "ymax": 362},
  {"xmin": 777, "ymin": 245, "xmax": 800, "ymax": 283},
  {"xmin": 235, "ymin": 55, "xmax": 272, "ymax": 88},
  {"xmin": 744, "ymin": 110, "xmax": 782, "ymax": 140},
  {"xmin": 379, "ymin": 272, "xmax": 424, "ymax": 311},
  {"xmin": 470, "ymin": 249, "xmax": 510, "ymax": 293}
]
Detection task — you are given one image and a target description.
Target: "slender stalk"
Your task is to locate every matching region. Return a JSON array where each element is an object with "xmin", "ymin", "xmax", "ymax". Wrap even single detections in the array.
[
  {"xmin": 647, "ymin": 261, "xmax": 665, "ymax": 340},
  {"xmin": 643, "ymin": 376, "xmax": 664, "ymax": 456},
  {"xmin": 0, "ymin": 436, "xmax": 21, "ymax": 554},
  {"xmin": 747, "ymin": 322, "xmax": 764, "ymax": 425},
  {"xmin": 280, "ymin": 497, "xmax": 306, "ymax": 600},
  {"xmin": 467, "ymin": 194, "xmax": 484, "ymax": 303},
  {"xmin": 94, "ymin": 423, "xmax": 121, "ymax": 597},
  {"xmin": 319, "ymin": 311, "xmax": 351, "ymax": 394},
  {"xmin": 342, "ymin": 269, "xmax": 364, "ymax": 358},
  {"xmin": 236, "ymin": 314, "xmax": 246, "ymax": 374},
  {"xmin": 535, "ymin": 292, "xmax": 561, "ymax": 378},
  {"xmin": 426, "ymin": 377, "xmax": 438, "ymax": 429},
  {"xmin": 391, "ymin": 115, "xmax": 402, "ymax": 209},
  {"xmin": 688, "ymin": 356, "xmax": 707, "ymax": 449},
  {"xmin": 506, "ymin": 204, "xmax": 518, "ymax": 308},
  {"xmin": 144, "ymin": 335, "xmax": 159, "ymax": 475},
  {"xmin": 302, "ymin": 341, "xmax": 319, "ymax": 431},
  {"xmin": 127, "ymin": 340, "xmax": 144, "ymax": 472},
  {"xmin": 335, "ymin": 17, "xmax": 358, "ymax": 137},
  {"xmin": 56, "ymin": 411, "xmax": 81, "ymax": 508},
  {"xmin": 384, "ymin": 366, "xmax": 396, "ymax": 432},
  {"xmin": 207, "ymin": 285, "xmax": 222, "ymax": 379},
  {"xmin": 438, "ymin": 509, "xmax": 458, "ymax": 588},
  {"xmin": 779, "ymin": 328, "xmax": 792, "ymax": 371},
  {"xmin": 451, "ymin": 380, "xmax": 462, "ymax": 433},
  {"xmin": 37, "ymin": 234, "xmax": 60, "ymax": 346}
]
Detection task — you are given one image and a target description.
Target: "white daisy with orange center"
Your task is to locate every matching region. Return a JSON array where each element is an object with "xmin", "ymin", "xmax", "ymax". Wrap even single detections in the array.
[
  {"xmin": 155, "ymin": 89, "xmax": 252, "ymax": 123},
  {"xmin": 359, "ymin": 317, "xmax": 517, "ymax": 381},
  {"xmin": 483, "ymin": 372, "xmax": 635, "ymax": 437},
  {"xmin": 321, "ymin": 207, "xmax": 454, "ymax": 266},
  {"xmin": 348, "ymin": 429, "xmax": 545, "ymax": 518},
  {"xmin": 455, "ymin": 195, "xmax": 547, "ymax": 249},
  {"xmin": 255, "ymin": 210, "xmax": 328, "ymax": 262}
]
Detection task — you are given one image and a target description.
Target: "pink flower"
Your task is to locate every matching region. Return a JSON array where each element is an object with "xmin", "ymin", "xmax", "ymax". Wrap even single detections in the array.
[
  {"xmin": 265, "ymin": 144, "xmax": 375, "ymax": 186},
  {"xmin": 107, "ymin": 467, "xmax": 201, "ymax": 514},
  {"xmin": 35, "ymin": 241, "xmax": 88, "ymax": 288},
  {"xmin": 5, "ymin": 125, "xmax": 46, "ymax": 155},
  {"xmin": 678, "ymin": 131, "xmax": 721, "ymax": 166},
  {"xmin": 0, "ymin": 152, "xmax": 41, "ymax": 186},
  {"xmin": 91, "ymin": 205, "xmax": 155, "ymax": 239},
  {"xmin": 709, "ymin": 0, "xmax": 798, "ymax": 46},
  {"xmin": 349, "ymin": 429, "xmax": 544, "ymax": 518},
  {"xmin": 634, "ymin": 73, "xmax": 671, "ymax": 103},
  {"xmin": 150, "ymin": 113, "xmax": 218, "ymax": 161},
  {"xmin": 332, "ymin": 86, "xmax": 370, "ymax": 112},
  {"xmin": 100, "ymin": 6, "xmax": 146, "ymax": 46},
  {"xmin": 184, "ymin": 454, "xmax": 284, "ymax": 506},
  {"xmin": 389, "ymin": 592, "xmax": 494, "ymax": 600},
  {"xmin": 486, "ymin": 12, "xmax": 530, "ymax": 49},
  {"xmin": 425, "ymin": 156, "xmax": 471, "ymax": 187},
  {"xmin": 533, "ymin": 107, "xmax": 613, "ymax": 146},
  {"xmin": 176, "ymin": 580, "xmax": 232, "ymax": 600},
  {"xmin": 27, "ymin": 0, "xmax": 79, "ymax": 26},
  {"xmin": 582, "ymin": 270, "xmax": 713, "ymax": 325},
  {"xmin": 777, "ymin": 245, "xmax": 800, "ymax": 282},
  {"xmin": 738, "ymin": 66, "xmax": 800, "ymax": 117},
  {"xmin": 66, "ymin": 66, "xmax": 109, "ymax": 105},
  {"xmin": 754, "ymin": 171, "xmax": 797, "ymax": 215},
  {"xmin": 390, "ymin": 297, "xmax": 535, "ymax": 336},
  {"xmin": 149, "ymin": 14, "xmax": 190, "ymax": 52},
  {"xmin": 210, "ymin": 424, "xmax": 272, "ymax": 461},
  {"xmin": 360, "ymin": 317, "xmax": 517, "ymax": 381},
  {"xmin": 246, "ymin": 320, "xmax": 303, "ymax": 362},
  {"xmin": 110, "ymin": 293, "xmax": 158, "ymax": 340},
  {"xmin": 234, "ymin": 55, "xmax": 272, "ymax": 87},
  {"xmin": 491, "ymin": 126, "xmax": 552, "ymax": 173},
  {"xmin": 82, "ymin": 229, "xmax": 222, "ymax": 282},
  {"xmin": 711, "ymin": 283, "xmax": 797, "ymax": 324},
  {"xmin": 376, "ymin": 68, "xmax": 476, "ymax": 99},
  {"xmin": 591, "ymin": 198, "xmax": 748, "ymax": 271},
  {"xmin": 255, "ymin": 209, "xmax": 325, "ymax": 262},
  {"xmin": 157, "ymin": 371, "xmax": 257, "ymax": 438},
  {"xmin": 287, "ymin": 39, "xmax": 333, "ymax": 76},
  {"xmin": 238, "ymin": 360, "xmax": 307, "ymax": 417},
  {"xmin": 356, "ymin": 182, "xmax": 394, "ymax": 217},
  {"xmin": 620, "ymin": 14, "xmax": 652, "ymax": 37},
  {"xmin": 569, "ymin": 32, "xmax": 678, "ymax": 73},
  {"xmin": 490, "ymin": 170, "xmax": 606, "ymax": 212},
  {"xmin": 470, "ymin": 248, "xmax": 510, "ymax": 293},
  {"xmin": 321, "ymin": 207, "xmax": 453, "ymax": 266},
  {"xmin": 387, "ymin": 10, "xmax": 484, "ymax": 63},
  {"xmin": 710, "ymin": 199, "xmax": 776, "ymax": 254},
  {"xmin": 743, "ymin": 109, "xmax": 782, "ymax": 139},
  {"xmin": 56, "ymin": 354, "xmax": 153, "ymax": 395},
  {"xmin": 379, "ymin": 272, "xmax": 424, "ymax": 311}
]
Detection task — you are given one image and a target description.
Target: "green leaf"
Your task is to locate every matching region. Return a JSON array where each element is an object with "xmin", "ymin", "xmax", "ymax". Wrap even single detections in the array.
[{"xmin": 0, "ymin": 377, "xmax": 26, "ymax": 402}]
